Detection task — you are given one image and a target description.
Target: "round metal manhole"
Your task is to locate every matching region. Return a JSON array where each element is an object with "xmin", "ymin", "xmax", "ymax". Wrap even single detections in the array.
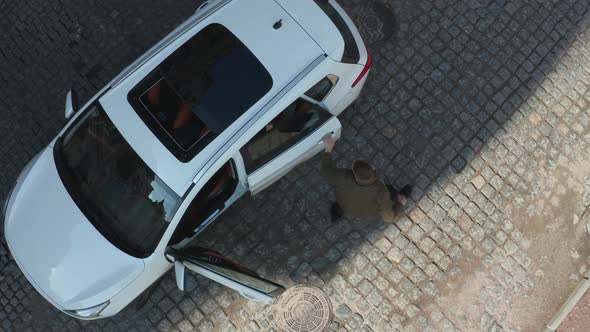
[
  {"xmin": 345, "ymin": 0, "xmax": 398, "ymax": 46},
  {"xmin": 273, "ymin": 285, "xmax": 333, "ymax": 332}
]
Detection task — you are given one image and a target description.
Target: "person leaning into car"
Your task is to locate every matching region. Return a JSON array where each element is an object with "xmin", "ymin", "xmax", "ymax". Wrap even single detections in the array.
[{"xmin": 320, "ymin": 135, "xmax": 412, "ymax": 223}]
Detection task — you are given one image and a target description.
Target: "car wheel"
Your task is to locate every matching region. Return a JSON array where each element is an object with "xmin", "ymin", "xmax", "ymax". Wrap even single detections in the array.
[
  {"xmin": 132, "ymin": 281, "xmax": 159, "ymax": 310},
  {"xmin": 118, "ymin": 278, "xmax": 163, "ymax": 321}
]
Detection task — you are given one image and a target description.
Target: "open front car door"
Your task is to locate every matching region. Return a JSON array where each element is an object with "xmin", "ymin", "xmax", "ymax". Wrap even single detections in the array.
[{"xmin": 168, "ymin": 247, "xmax": 285, "ymax": 303}]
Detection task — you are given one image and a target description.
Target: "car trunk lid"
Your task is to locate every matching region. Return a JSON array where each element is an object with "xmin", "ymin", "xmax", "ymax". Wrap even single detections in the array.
[{"xmin": 273, "ymin": 0, "xmax": 344, "ymax": 59}]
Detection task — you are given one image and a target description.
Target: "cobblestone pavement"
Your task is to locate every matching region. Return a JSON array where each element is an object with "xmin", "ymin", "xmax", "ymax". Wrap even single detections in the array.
[{"xmin": 2, "ymin": 0, "xmax": 590, "ymax": 331}]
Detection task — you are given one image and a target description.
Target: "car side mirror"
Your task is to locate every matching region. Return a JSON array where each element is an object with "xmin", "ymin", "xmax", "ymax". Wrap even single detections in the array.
[
  {"xmin": 174, "ymin": 260, "xmax": 187, "ymax": 291},
  {"xmin": 65, "ymin": 90, "xmax": 79, "ymax": 119}
]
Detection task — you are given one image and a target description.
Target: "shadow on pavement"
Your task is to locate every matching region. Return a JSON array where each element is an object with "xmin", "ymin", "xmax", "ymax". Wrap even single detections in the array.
[{"xmin": 0, "ymin": 0, "xmax": 589, "ymax": 330}]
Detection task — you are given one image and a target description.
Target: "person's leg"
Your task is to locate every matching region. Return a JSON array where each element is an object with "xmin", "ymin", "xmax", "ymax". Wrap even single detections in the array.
[
  {"xmin": 330, "ymin": 202, "xmax": 344, "ymax": 223},
  {"xmin": 386, "ymin": 184, "xmax": 413, "ymax": 199},
  {"xmin": 387, "ymin": 184, "xmax": 413, "ymax": 212},
  {"xmin": 386, "ymin": 184, "xmax": 398, "ymax": 198}
]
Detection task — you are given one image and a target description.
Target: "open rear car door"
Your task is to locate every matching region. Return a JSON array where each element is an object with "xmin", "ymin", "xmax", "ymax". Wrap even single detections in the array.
[
  {"xmin": 168, "ymin": 247, "xmax": 284, "ymax": 303},
  {"xmin": 247, "ymin": 116, "xmax": 342, "ymax": 195}
]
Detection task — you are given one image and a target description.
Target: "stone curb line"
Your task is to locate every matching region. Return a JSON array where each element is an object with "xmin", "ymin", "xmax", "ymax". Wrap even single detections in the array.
[{"xmin": 544, "ymin": 273, "xmax": 590, "ymax": 331}]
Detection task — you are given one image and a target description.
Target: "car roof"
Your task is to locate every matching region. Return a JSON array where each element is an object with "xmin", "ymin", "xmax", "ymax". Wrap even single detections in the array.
[
  {"xmin": 99, "ymin": 0, "xmax": 324, "ymax": 195},
  {"xmin": 274, "ymin": 0, "xmax": 344, "ymax": 60}
]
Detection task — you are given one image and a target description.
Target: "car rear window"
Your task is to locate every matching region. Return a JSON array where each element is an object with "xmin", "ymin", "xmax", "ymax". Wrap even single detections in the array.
[
  {"xmin": 129, "ymin": 23, "xmax": 273, "ymax": 162},
  {"xmin": 313, "ymin": 0, "xmax": 360, "ymax": 64}
]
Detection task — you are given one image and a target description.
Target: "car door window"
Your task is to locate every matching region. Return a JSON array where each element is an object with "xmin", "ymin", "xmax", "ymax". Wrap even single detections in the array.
[
  {"xmin": 169, "ymin": 161, "xmax": 238, "ymax": 245},
  {"xmin": 304, "ymin": 75, "xmax": 338, "ymax": 102},
  {"xmin": 240, "ymin": 98, "xmax": 331, "ymax": 173}
]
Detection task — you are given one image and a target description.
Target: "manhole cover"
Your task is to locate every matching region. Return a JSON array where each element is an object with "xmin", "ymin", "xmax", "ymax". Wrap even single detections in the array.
[
  {"xmin": 346, "ymin": 0, "xmax": 397, "ymax": 46},
  {"xmin": 273, "ymin": 285, "xmax": 333, "ymax": 332}
]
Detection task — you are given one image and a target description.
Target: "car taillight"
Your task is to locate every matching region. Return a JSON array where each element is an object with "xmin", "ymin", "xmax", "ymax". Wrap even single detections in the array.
[{"xmin": 351, "ymin": 53, "xmax": 372, "ymax": 88}]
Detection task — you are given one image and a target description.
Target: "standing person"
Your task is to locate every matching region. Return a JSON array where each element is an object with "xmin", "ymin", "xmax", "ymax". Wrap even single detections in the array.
[{"xmin": 320, "ymin": 136, "xmax": 412, "ymax": 223}]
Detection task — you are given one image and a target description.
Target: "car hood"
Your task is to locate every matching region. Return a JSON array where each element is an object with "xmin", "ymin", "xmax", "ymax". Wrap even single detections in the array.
[{"xmin": 4, "ymin": 147, "xmax": 145, "ymax": 310}]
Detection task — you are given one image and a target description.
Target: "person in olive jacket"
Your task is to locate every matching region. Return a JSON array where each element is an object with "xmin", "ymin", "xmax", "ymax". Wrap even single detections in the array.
[{"xmin": 320, "ymin": 135, "xmax": 412, "ymax": 223}]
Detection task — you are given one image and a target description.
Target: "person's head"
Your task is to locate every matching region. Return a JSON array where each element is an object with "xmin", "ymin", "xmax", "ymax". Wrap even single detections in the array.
[{"xmin": 352, "ymin": 160, "xmax": 377, "ymax": 185}]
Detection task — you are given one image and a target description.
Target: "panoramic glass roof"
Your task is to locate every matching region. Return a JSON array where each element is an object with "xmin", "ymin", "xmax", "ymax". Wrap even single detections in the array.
[{"xmin": 128, "ymin": 23, "xmax": 273, "ymax": 162}]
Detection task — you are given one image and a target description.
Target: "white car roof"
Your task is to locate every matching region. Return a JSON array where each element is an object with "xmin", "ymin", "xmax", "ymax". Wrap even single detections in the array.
[
  {"xmin": 274, "ymin": 0, "xmax": 344, "ymax": 60},
  {"xmin": 99, "ymin": 0, "xmax": 324, "ymax": 196}
]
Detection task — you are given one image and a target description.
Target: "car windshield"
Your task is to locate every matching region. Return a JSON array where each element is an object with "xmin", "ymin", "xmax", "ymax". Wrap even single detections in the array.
[{"xmin": 56, "ymin": 104, "xmax": 182, "ymax": 257}]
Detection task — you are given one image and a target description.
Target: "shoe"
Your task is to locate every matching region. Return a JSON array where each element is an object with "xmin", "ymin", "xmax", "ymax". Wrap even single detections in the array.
[{"xmin": 330, "ymin": 203, "xmax": 344, "ymax": 223}]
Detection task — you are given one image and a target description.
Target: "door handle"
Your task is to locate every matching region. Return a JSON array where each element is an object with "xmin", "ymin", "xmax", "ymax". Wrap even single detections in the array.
[
  {"xmin": 318, "ymin": 132, "xmax": 336, "ymax": 145},
  {"xmin": 197, "ymin": 1, "xmax": 209, "ymax": 12}
]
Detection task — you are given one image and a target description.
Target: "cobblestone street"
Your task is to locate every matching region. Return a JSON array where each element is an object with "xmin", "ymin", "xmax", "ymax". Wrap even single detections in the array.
[{"xmin": 2, "ymin": 0, "xmax": 590, "ymax": 331}]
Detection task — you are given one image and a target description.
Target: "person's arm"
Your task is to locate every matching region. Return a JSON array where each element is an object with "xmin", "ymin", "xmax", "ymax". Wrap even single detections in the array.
[
  {"xmin": 320, "ymin": 152, "xmax": 342, "ymax": 186},
  {"xmin": 320, "ymin": 136, "xmax": 343, "ymax": 186},
  {"xmin": 379, "ymin": 191, "xmax": 404, "ymax": 223}
]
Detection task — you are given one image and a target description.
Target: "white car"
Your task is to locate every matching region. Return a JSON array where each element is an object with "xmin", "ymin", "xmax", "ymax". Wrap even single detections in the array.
[{"xmin": 3, "ymin": 0, "xmax": 370, "ymax": 319}]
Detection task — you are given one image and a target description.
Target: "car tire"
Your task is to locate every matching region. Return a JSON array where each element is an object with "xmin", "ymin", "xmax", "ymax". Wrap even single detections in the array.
[
  {"xmin": 132, "ymin": 281, "xmax": 159, "ymax": 310},
  {"xmin": 118, "ymin": 278, "xmax": 163, "ymax": 321}
]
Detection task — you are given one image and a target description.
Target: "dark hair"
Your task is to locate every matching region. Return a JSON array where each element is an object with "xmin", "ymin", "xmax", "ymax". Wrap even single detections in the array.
[{"xmin": 352, "ymin": 160, "xmax": 376, "ymax": 183}]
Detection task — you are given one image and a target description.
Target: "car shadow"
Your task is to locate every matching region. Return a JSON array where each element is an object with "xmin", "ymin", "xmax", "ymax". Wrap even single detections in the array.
[
  {"xmin": 190, "ymin": 0, "xmax": 590, "ymax": 328},
  {"xmin": 0, "ymin": 0, "xmax": 589, "ymax": 330}
]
